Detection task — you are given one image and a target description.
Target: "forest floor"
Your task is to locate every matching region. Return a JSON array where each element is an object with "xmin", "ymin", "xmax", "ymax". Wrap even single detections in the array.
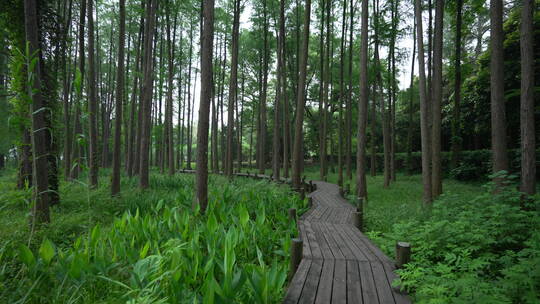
[{"xmin": 0, "ymin": 167, "xmax": 538, "ymax": 302}]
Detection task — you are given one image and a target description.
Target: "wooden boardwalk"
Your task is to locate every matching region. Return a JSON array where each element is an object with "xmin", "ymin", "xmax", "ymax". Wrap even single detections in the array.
[
  {"xmin": 283, "ymin": 181, "xmax": 409, "ymax": 304},
  {"xmin": 179, "ymin": 170, "xmax": 409, "ymax": 303}
]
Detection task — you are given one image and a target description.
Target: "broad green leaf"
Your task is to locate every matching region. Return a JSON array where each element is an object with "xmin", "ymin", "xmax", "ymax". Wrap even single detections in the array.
[
  {"xmin": 39, "ymin": 239, "xmax": 55, "ymax": 265},
  {"xmin": 18, "ymin": 244, "xmax": 35, "ymax": 267}
]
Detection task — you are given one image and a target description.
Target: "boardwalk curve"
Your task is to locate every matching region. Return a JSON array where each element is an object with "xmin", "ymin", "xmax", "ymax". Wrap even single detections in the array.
[{"xmin": 283, "ymin": 181, "xmax": 409, "ymax": 304}]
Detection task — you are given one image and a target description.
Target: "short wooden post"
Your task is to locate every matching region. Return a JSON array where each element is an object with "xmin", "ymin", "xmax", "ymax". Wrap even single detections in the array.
[
  {"xmin": 300, "ymin": 187, "xmax": 306, "ymax": 200},
  {"xmin": 339, "ymin": 187, "xmax": 344, "ymax": 197},
  {"xmin": 357, "ymin": 197, "xmax": 364, "ymax": 213},
  {"xmin": 395, "ymin": 242, "xmax": 411, "ymax": 269},
  {"xmin": 289, "ymin": 238, "xmax": 303, "ymax": 280},
  {"xmin": 309, "ymin": 180, "xmax": 314, "ymax": 192},
  {"xmin": 345, "ymin": 183, "xmax": 350, "ymax": 195},
  {"xmin": 352, "ymin": 211, "xmax": 363, "ymax": 231},
  {"xmin": 288, "ymin": 208, "xmax": 297, "ymax": 221},
  {"xmin": 308, "ymin": 196, "xmax": 313, "ymax": 208}
]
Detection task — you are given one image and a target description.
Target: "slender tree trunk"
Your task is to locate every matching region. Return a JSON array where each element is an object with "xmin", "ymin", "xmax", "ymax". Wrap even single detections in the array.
[
  {"xmin": 370, "ymin": 83, "xmax": 377, "ymax": 177},
  {"xmin": 318, "ymin": 0, "xmax": 326, "ymax": 180},
  {"xmin": 450, "ymin": 0, "xmax": 462, "ymax": 169},
  {"xmin": 259, "ymin": 0, "xmax": 269, "ymax": 175},
  {"xmin": 415, "ymin": 0, "xmax": 432, "ymax": 203},
  {"xmin": 111, "ymin": 0, "xmax": 126, "ymax": 196},
  {"xmin": 127, "ymin": 13, "xmax": 143, "ymax": 177},
  {"xmin": 24, "ymin": 0, "xmax": 50, "ymax": 223},
  {"xmin": 72, "ymin": 0, "xmax": 86, "ymax": 180},
  {"xmin": 489, "ymin": 0, "xmax": 508, "ymax": 180},
  {"xmin": 186, "ymin": 19, "xmax": 194, "ymax": 170},
  {"xmin": 356, "ymin": 0, "xmax": 369, "ymax": 199},
  {"xmin": 519, "ymin": 0, "xmax": 535, "ymax": 195},
  {"xmin": 292, "ymin": 0, "xmax": 312, "ymax": 188},
  {"xmin": 337, "ymin": 0, "xmax": 346, "ymax": 187},
  {"xmin": 62, "ymin": 0, "xmax": 74, "ymax": 181},
  {"xmin": 346, "ymin": 0, "xmax": 354, "ymax": 181},
  {"xmin": 407, "ymin": 18, "xmax": 416, "ymax": 174},
  {"xmin": 273, "ymin": 0, "xmax": 286, "ymax": 181},
  {"xmin": 226, "ymin": 0, "xmax": 241, "ymax": 177},
  {"xmin": 87, "ymin": 0, "xmax": 99, "ymax": 188},
  {"xmin": 139, "ymin": 0, "xmax": 157, "ymax": 189},
  {"xmin": 431, "ymin": 0, "xmax": 444, "ymax": 198},
  {"xmin": 195, "ymin": 0, "xmax": 214, "ymax": 212},
  {"xmin": 390, "ymin": 0, "xmax": 398, "ymax": 182}
]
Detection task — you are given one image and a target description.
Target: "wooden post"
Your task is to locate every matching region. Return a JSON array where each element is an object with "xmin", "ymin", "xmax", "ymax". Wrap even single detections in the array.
[
  {"xmin": 300, "ymin": 187, "xmax": 305, "ymax": 200},
  {"xmin": 309, "ymin": 180, "xmax": 314, "ymax": 192},
  {"xmin": 352, "ymin": 211, "xmax": 363, "ymax": 231},
  {"xmin": 339, "ymin": 187, "xmax": 344, "ymax": 197},
  {"xmin": 357, "ymin": 197, "xmax": 364, "ymax": 213},
  {"xmin": 395, "ymin": 242, "xmax": 411, "ymax": 269},
  {"xmin": 289, "ymin": 238, "xmax": 303, "ymax": 280},
  {"xmin": 288, "ymin": 208, "xmax": 297, "ymax": 221},
  {"xmin": 345, "ymin": 183, "xmax": 350, "ymax": 195},
  {"xmin": 308, "ymin": 196, "xmax": 313, "ymax": 208}
]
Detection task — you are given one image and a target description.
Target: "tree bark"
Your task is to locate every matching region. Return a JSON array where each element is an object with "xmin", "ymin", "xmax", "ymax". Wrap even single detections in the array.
[
  {"xmin": 345, "ymin": 0, "xmax": 354, "ymax": 181},
  {"xmin": 195, "ymin": 0, "xmax": 214, "ymax": 212},
  {"xmin": 407, "ymin": 18, "xmax": 416, "ymax": 175},
  {"xmin": 24, "ymin": 0, "xmax": 50, "ymax": 223},
  {"xmin": 292, "ymin": 0, "xmax": 312, "ymax": 188},
  {"xmin": 415, "ymin": 0, "xmax": 432, "ymax": 203},
  {"xmin": 489, "ymin": 0, "xmax": 509, "ymax": 178},
  {"xmin": 226, "ymin": 0, "xmax": 241, "ymax": 177},
  {"xmin": 450, "ymin": 0, "xmax": 463, "ymax": 169},
  {"xmin": 356, "ymin": 0, "xmax": 369, "ymax": 199},
  {"xmin": 87, "ymin": 0, "xmax": 99, "ymax": 188},
  {"xmin": 519, "ymin": 0, "xmax": 535, "ymax": 195},
  {"xmin": 139, "ymin": 0, "xmax": 157, "ymax": 189},
  {"xmin": 111, "ymin": 0, "xmax": 126, "ymax": 196},
  {"xmin": 431, "ymin": 0, "xmax": 444, "ymax": 198}
]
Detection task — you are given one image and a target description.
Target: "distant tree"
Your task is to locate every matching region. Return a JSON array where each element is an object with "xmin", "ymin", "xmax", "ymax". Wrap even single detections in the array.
[
  {"xmin": 87, "ymin": 0, "xmax": 99, "ymax": 188},
  {"xmin": 431, "ymin": 0, "xmax": 444, "ymax": 198},
  {"xmin": 356, "ymin": 0, "xmax": 368, "ymax": 199}
]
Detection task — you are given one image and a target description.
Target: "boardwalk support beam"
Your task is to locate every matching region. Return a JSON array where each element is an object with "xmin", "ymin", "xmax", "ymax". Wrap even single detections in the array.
[
  {"xmin": 289, "ymin": 238, "xmax": 303, "ymax": 280},
  {"xmin": 396, "ymin": 242, "xmax": 411, "ymax": 269}
]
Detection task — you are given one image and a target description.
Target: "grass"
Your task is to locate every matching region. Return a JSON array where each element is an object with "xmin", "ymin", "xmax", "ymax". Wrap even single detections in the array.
[{"xmin": 0, "ymin": 167, "xmax": 306, "ymax": 303}]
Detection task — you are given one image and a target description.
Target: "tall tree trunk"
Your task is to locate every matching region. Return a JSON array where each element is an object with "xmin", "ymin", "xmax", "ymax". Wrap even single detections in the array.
[
  {"xmin": 226, "ymin": 0, "xmax": 241, "ymax": 177},
  {"xmin": 390, "ymin": 0, "xmax": 398, "ymax": 182},
  {"xmin": 24, "ymin": 0, "xmax": 50, "ymax": 223},
  {"xmin": 337, "ymin": 0, "xmax": 346, "ymax": 187},
  {"xmin": 164, "ymin": 2, "xmax": 177, "ymax": 176},
  {"xmin": 72, "ymin": 0, "xmax": 86, "ymax": 180},
  {"xmin": 273, "ymin": 0, "xmax": 286, "ymax": 181},
  {"xmin": 415, "ymin": 0, "xmax": 432, "ymax": 203},
  {"xmin": 186, "ymin": 18, "xmax": 194, "ymax": 170},
  {"xmin": 450, "ymin": 0, "xmax": 462, "ymax": 169},
  {"xmin": 407, "ymin": 18, "xmax": 416, "ymax": 174},
  {"xmin": 259, "ymin": 0, "xmax": 269, "ymax": 174},
  {"xmin": 292, "ymin": 0, "xmax": 312, "ymax": 188},
  {"xmin": 139, "ymin": 0, "xmax": 157, "ymax": 189},
  {"xmin": 111, "ymin": 0, "xmax": 126, "ymax": 196},
  {"xmin": 87, "ymin": 0, "xmax": 99, "ymax": 188},
  {"xmin": 127, "ymin": 12, "xmax": 144, "ymax": 177},
  {"xmin": 357, "ymin": 0, "xmax": 369, "ymax": 199},
  {"xmin": 62, "ymin": 0, "xmax": 73, "ymax": 181},
  {"xmin": 431, "ymin": 0, "xmax": 444, "ymax": 198},
  {"xmin": 346, "ymin": 0, "xmax": 354, "ymax": 181},
  {"xmin": 489, "ymin": 0, "xmax": 508, "ymax": 179},
  {"xmin": 519, "ymin": 0, "xmax": 535, "ymax": 195},
  {"xmin": 195, "ymin": 0, "xmax": 214, "ymax": 212},
  {"xmin": 318, "ymin": 0, "xmax": 326, "ymax": 180}
]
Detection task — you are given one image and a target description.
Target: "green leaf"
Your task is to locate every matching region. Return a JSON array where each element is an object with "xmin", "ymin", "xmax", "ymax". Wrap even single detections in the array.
[
  {"xmin": 39, "ymin": 239, "xmax": 55, "ymax": 265},
  {"xmin": 140, "ymin": 241, "xmax": 150, "ymax": 259},
  {"xmin": 18, "ymin": 244, "xmax": 35, "ymax": 267}
]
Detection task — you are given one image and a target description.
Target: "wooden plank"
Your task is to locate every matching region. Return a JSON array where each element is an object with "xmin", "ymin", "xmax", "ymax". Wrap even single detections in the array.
[
  {"xmin": 314, "ymin": 259, "xmax": 335, "ymax": 304},
  {"xmin": 346, "ymin": 260, "xmax": 363, "ymax": 304},
  {"xmin": 358, "ymin": 261, "xmax": 380, "ymax": 304},
  {"xmin": 371, "ymin": 262, "xmax": 397, "ymax": 304},
  {"xmin": 313, "ymin": 223, "xmax": 334, "ymax": 259},
  {"xmin": 299, "ymin": 259, "xmax": 323, "ymax": 304},
  {"xmin": 319, "ymin": 222, "xmax": 345, "ymax": 260},
  {"xmin": 326, "ymin": 223, "xmax": 357, "ymax": 260},
  {"xmin": 331, "ymin": 259, "xmax": 347, "ymax": 304},
  {"xmin": 335, "ymin": 224, "xmax": 370, "ymax": 261},
  {"xmin": 283, "ymin": 259, "xmax": 312, "ymax": 304},
  {"xmin": 340, "ymin": 224, "xmax": 380, "ymax": 262},
  {"xmin": 302, "ymin": 221, "xmax": 323, "ymax": 259},
  {"xmin": 298, "ymin": 222, "xmax": 312, "ymax": 258}
]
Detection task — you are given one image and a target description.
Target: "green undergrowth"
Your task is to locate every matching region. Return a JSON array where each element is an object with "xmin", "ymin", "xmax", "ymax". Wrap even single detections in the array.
[
  {"xmin": 0, "ymin": 168, "xmax": 306, "ymax": 303},
  {"xmin": 304, "ymin": 166, "xmax": 540, "ymax": 303}
]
